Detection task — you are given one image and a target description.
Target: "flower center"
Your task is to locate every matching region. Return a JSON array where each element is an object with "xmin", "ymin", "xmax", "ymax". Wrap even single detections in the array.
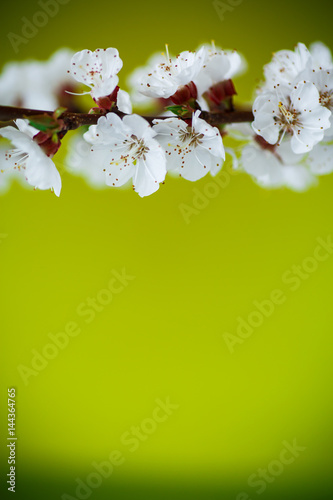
[
  {"xmin": 319, "ymin": 91, "xmax": 332, "ymax": 108},
  {"xmin": 3, "ymin": 149, "xmax": 28, "ymax": 172},
  {"xmin": 179, "ymin": 127, "xmax": 204, "ymax": 148},
  {"xmin": 278, "ymin": 102, "xmax": 297, "ymax": 123},
  {"xmin": 123, "ymin": 135, "xmax": 149, "ymax": 162},
  {"xmin": 158, "ymin": 44, "xmax": 178, "ymax": 76},
  {"xmin": 277, "ymin": 101, "xmax": 300, "ymax": 135}
]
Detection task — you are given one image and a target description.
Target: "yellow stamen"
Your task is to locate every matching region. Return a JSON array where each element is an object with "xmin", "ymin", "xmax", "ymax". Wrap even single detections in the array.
[{"xmin": 165, "ymin": 44, "xmax": 170, "ymax": 62}]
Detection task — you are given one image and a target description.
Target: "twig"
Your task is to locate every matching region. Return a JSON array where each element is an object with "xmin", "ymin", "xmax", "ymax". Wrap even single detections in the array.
[{"xmin": 0, "ymin": 105, "xmax": 254, "ymax": 130}]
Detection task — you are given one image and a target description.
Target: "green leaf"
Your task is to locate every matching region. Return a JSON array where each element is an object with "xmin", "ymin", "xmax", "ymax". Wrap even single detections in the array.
[
  {"xmin": 53, "ymin": 107, "xmax": 67, "ymax": 119},
  {"xmin": 166, "ymin": 105, "xmax": 189, "ymax": 117},
  {"xmin": 27, "ymin": 114, "xmax": 60, "ymax": 133}
]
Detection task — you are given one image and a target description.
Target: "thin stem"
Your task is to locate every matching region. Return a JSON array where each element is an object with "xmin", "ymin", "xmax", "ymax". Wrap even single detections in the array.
[{"xmin": 0, "ymin": 105, "xmax": 254, "ymax": 130}]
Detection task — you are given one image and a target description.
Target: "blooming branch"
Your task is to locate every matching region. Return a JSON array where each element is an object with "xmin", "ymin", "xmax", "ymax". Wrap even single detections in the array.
[
  {"xmin": 0, "ymin": 41, "xmax": 332, "ymax": 198},
  {"xmin": 0, "ymin": 105, "xmax": 254, "ymax": 129}
]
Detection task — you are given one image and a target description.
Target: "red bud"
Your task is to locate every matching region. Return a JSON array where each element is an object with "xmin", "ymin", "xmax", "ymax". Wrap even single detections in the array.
[
  {"xmin": 205, "ymin": 79, "xmax": 237, "ymax": 106},
  {"xmin": 94, "ymin": 86, "xmax": 119, "ymax": 111},
  {"xmin": 170, "ymin": 81, "xmax": 198, "ymax": 105}
]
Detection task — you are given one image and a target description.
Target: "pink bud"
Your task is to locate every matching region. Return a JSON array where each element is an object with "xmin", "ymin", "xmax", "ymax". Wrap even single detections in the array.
[
  {"xmin": 34, "ymin": 131, "xmax": 62, "ymax": 157},
  {"xmin": 170, "ymin": 81, "xmax": 198, "ymax": 105},
  {"xmin": 254, "ymin": 134, "xmax": 276, "ymax": 153},
  {"xmin": 206, "ymin": 79, "xmax": 237, "ymax": 106},
  {"xmin": 93, "ymin": 86, "xmax": 120, "ymax": 111}
]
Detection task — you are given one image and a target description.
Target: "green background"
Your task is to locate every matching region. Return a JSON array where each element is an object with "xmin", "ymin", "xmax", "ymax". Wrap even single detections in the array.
[{"xmin": 1, "ymin": 0, "xmax": 333, "ymax": 498}]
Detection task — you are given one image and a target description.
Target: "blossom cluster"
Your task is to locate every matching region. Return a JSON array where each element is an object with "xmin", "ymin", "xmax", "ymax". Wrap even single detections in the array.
[
  {"xmin": 247, "ymin": 42, "xmax": 333, "ymax": 189},
  {"xmin": 0, "ymin": 41, "xmax": 332, "ymax": 197}
]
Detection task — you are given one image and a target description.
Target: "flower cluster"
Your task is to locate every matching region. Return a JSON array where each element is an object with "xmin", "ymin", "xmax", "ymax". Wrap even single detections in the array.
[
  {"xmin": 244, "ymin": 42, "xmax": 333, "ymax": 189},
  {"xmin": 0, "ymin": 48, "xmax": 77, "ymax": 111},
  {"xmin": 0, "ymin": 41, "xmax": 332, "ymax": 197}
]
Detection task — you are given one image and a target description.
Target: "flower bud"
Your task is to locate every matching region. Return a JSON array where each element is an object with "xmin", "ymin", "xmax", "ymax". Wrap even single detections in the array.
[
  {"xmin": 34, "ymin": 131, "xmax": 63, "ymax": 157},
  {"xmin": 170, "ymin": 81, "xmax": 198, "ymax": 105},
  {"xmin": 93, "ymin": 86, "xmax": 120, "ymax": 111},
  {"xmin": 204, "ymin": 79, "xmax": 236, "ymax": 106}
]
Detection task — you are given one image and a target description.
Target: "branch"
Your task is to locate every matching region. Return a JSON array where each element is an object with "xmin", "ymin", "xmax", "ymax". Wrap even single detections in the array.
[{"xmin": 0, "ymin": 105, "xmax": 254, "ymax": 130}]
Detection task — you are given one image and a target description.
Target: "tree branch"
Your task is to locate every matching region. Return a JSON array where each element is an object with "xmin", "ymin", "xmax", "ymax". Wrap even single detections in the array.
[{"xmin": 0, "ymin": 105, "xmax": 254, "ymax": 130}]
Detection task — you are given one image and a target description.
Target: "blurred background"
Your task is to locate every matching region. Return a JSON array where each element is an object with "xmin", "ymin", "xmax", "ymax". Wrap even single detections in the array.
[{"xmin": 1, "ymin": 0, "xmax": 333, "ymax": 499}]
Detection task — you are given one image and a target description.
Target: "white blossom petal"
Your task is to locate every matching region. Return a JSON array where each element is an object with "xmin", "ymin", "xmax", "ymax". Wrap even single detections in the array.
[
  {"xmin": 307, "ymin": 143, "xmax": 333, "ymax": 175},
  {"xmin": 139, "ymin": 47, "xmax": 206, "ymax": 99},
  {"xmin": 84, "ymin": 113, "xmax": 166, "ymax": 197},
  {"xmin": 0, "ymin": 121, "xmax": 61, "ymax": 196},
  {"xmin": 309, "ymin": 42, "xmax": 333, "ymax": 70},
  {"xmin": 153, "ymin": 111, "xmax": 224, "ymax": 181},
  {"xmin": 116, "ymin": 89, "xmax": 132, "ymax": 114},
  {"xmin": 70, "ymin": 48, "xmax": 122, "ymax": 99}
]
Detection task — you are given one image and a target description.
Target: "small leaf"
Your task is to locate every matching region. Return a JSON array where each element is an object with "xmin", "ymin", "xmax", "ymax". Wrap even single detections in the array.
[
  {"xmin": 53, "ymin": 107, "xmax": 67, "ymax": 119},
  {"xmin": 27, "ymin": 114, "xmax": 58, "ymax": 132},
  {"xmin": 166, "ymin": 105, "xmax": 189, "ymax": 117},
  {"xmin": 27, "ymin": 114, "xmax": 64, "ymax": 133}
]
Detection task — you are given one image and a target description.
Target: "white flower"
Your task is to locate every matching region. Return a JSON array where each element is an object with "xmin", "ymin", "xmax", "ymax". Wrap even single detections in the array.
[
  {"xmin": 262, "ymin": 42, "xmax": 312, "ymax": 89},
  {"xmin": 116, "ymin": 89, "xmax": 132, "ymax": 114},
  {"xmin": 0, "ymin": 142, "xmax": 31, "ymax": 194},
  {"xmin": 307, "ymin": 143, "xmax": 333, "ymax": 175},
  {"xmin": 195, "ymin": 42, "xmax": 246, "ymax": 97},
  {"xmin": 241, "ymin": 138, "xmax": 316, "ymax": 191},
  {"xmin": 194, "ymin": 45, "xmax": 230, "ymax": 97},
  {"xmin": 309, "ymin": 42, "xmax": 333, "ymax": 70},
  {"xmin": 153, "ymin": 110, "xmax": 225, "ymax": 181},
  {"xmin": 84, "ymin": 113, "xmax": 166, "ymax": 197},
  {"xmin": 0, "ymin": 48, "xmax": 75, "ymax": 110},
  {"xmin": 252, "ymin": 82, "xmax": 331, "ymax": 153},
  {"xmin": 65, "ymin": 133, "xmax": 107, "ymax": 189},
  {"xmin": 296, "ymin": 68, "xmax": 333, "ymax": 137},
  {"xmin": 127, "ymin": 52, "xmax": 167, "ymax": 107},
  {"xmin": 44, "ymin": 48, "xmax": 76, "ymax": 106},
  {"xmin": 0, "ymin": 63, "xmax": 23, "ymax": 107},
  {"xmin": 0, "ymin": 120, "xmax": 61, "ymax": 196},
  {"xmin": 70, "ymin": 48, "xmax": 123, "ymax": 99},
  {"xmin": 138, "ymin": 46, "xmax": 206, "ymax": 99}
]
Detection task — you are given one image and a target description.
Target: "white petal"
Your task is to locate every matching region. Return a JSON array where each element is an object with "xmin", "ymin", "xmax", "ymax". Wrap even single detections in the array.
[
  {"xmin": 116, "ymin": 89, "xmax": 132, "ymax": 114},
  {"xmin": 65, "ymin": 134, "xmax": 107, "ymax": 188},
  {"xmin": 105, "ymin": 161, "xmax": 135, "ymax": 187},
  {"xmin": 282, "ymin": 165, "xmax": 316, "ymax": 191},
  {"xmin": 210, "ymin": 155, "xmax": 223, "ymax": 176},
  {"xmin": 291, "ymin": 127, "xmax": 324, "ymax": 153},
  {"xmin": 91, "ymin": 76, "xmax": 119, "ymax": 99},
  {"xmin": 179, "ymin": 149, "xmax": 210, "ymax": 181},
  {"xmin": 70, "ymin": 48, "xmax": 122, "ymax": 98},
  {"xmin": 242, "ymin": 145, "xmax": 279, "ymax": 176},
  {"xmin": 25, "ymin": 151, "xmax": 61, "ymax": 196},
  {"xmin": 252, "ymin": 118, "xmax": 279, "ymax": 144},
  {"xmin": 224, "ymin": 50, "xmax": 247, "ymax": 79},
  {"xmin": 193, "ymin": 113, "xmax": 225, "ymax": 158},
  {"xmin": 133, "ymin": 158, "xmax": 161, "ymax": 197},
  {"xmin": 307, "ymin": 143, "xmax": 333, "ymax": 175},
  {"xmin": 123, "ymin": 114, "xmax": 152, "ymax": 140},
  {"xmin": 291, "ymin": 82, "xmax": 320, "ymax": 111},
  {"xmin": 309, "ymin": 42, "xmax": 333, "ymax": 70},
  {"xmin": 276, "ymin": 139, "xmax": 306, "ymax": 165},
  {"xmin": 0, "ymin": 126, "xmax": 33, "ymax": 150},
  {"xmin": 84, "ymin": 113, "xmax": 127, "ymax": 145}
]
